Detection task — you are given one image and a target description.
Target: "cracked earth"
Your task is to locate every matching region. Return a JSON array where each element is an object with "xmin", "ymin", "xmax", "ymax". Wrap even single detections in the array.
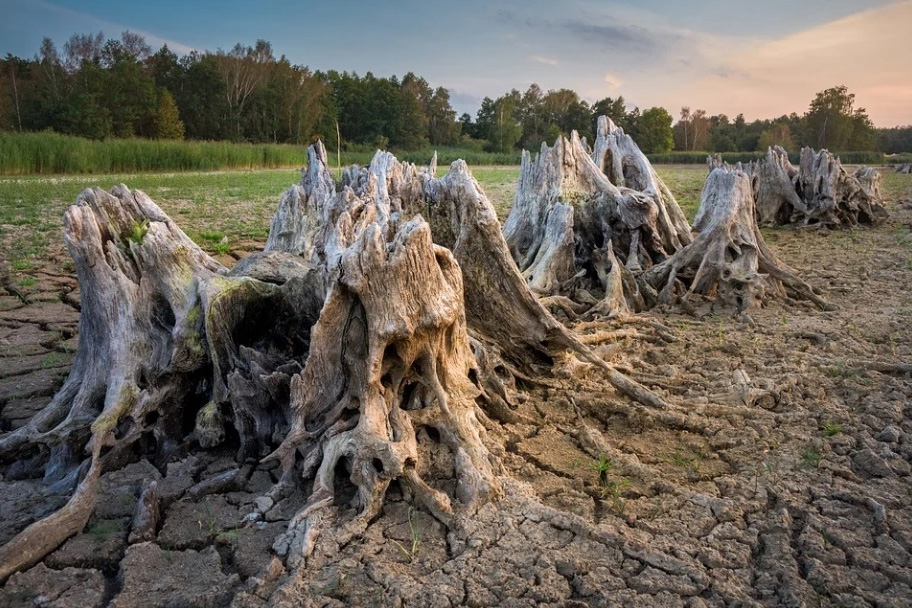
[{"xmin": 1, "ymin": 176, "xmax": 911, "ymax": 607}]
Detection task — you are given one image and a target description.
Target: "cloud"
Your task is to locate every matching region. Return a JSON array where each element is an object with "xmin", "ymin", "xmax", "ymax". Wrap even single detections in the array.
[
  {"xmin": 603, "ymin": 72, "xmax": 623, "ymax": 89},
  {"xmin": 562, "ymin": 21, "xmax": 671, "ymax": 56},
  {"xmin": 448, "ymin": 90, "xmax": 484, "ymax": 116},
  {"xmin": 530, "ymin": 55, "xmax": 558, "ymax": 66},
  {"xmin": 28, "ymin": 0, "xmax": 197, "ymax": 55},
  {"xmin": 676, "ymin": 0, "xmax": 912, "ymax": 125}
]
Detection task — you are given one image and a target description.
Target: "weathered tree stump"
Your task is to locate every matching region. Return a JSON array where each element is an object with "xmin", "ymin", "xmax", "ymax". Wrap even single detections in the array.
[
  {"xmin": 0, "ymin": 142, "xmax": 672, "ymax": 581},
  {"xmin": 746, "ymin": 146, "xmax": 887, "ymax": 228},
  {"xmin": 895, "ymin": 163, "xmax": 911, "ymax": 174},
  {"xmin": 503, "ymin": 117, "xmax": 691, "ymax": 317},
  {"xmin": 640, "ymin": 164, "xmax": 831, "ymax": 311}
]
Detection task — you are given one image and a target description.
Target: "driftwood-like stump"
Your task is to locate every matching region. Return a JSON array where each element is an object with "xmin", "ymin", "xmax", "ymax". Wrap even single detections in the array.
[
  {"xmin": 0, "ymin": 142, "xmax": 672, "ymax": 581},
  {"xmin": 641, "ymin": 164, "xmax": 831, "ymax": 311},
  {"xmin": 746, "ymin": 146, "xmax": 887, "ymax": 228},
  {"xmin": 503, "ymin": 117, "xmax": 691, "ymax": 317}
]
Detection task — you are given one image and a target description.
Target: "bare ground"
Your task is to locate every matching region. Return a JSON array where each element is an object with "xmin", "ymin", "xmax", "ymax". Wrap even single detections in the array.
[{"xmin": 1, "ymin": 173, "xmax": 911, "ymax": 607}]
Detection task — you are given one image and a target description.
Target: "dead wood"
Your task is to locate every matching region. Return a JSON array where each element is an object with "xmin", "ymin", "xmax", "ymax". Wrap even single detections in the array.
[
  {"xmin": 747, "ymin": 146, "xmax": 887, "ymax": 228},
  {"xmin": 0, "ymin": 141, "xmax": 673, "ymax": 581},
  {"xmin": 503, "ymin": 117, "xmax": 691, "ymax": 317},
  {"xmin": 641, "ymin": 163, "xmax": 832, "ymax": 311}
]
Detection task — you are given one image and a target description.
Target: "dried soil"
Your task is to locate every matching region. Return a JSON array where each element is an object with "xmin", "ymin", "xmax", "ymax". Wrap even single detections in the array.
[{"xmin": 1, "ymin": 177, "xmax": 911, "ymax": 607}]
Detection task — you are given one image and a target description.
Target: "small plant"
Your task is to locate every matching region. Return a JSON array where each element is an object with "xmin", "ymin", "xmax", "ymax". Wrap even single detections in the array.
[
  {"xmin": 800, "ymin": 444, "xmax": 822, "ymax": 469},
  {"xmin": 717, "ymin": 318, "xmax": 725, "ymax": 344},
  {"xmin": 128, "ymin": 219, "xmax": 150, "ymax": 244},
  {"xmin": 780, "ymin": 315, "xmax": 788, "ymax": 326},
  {"xmin": 391, "ymin": 505, "xmax": 422, "ymax": 563},
  {"xmin": 589, "ymin": 454, "xmax": 614, "ymax": 487},
  {"xmin": 668, "ymin": 450, "xmax": 694, "ymax": 469},
  {"xmin": 198, "ymin": 499, "xmax": 217, "ymax": 536},
  {"xmin": 600, "ymin": 478, "xmax": 630, "ymax": 513},
  {"xmin": 215, "ymin": 530, "xmax": 239, "ymax": 547},
  {"xmin": 12, "ymin": 258, "xmax": 31, "ymax": 271},
  {"xmin": 40, "ymin": 352, "xmax": 64, "ymax": 368},
  {"xmin": 214, "ymin": 239, "xmax": 231, "ymax": 255},
  {"xmin": 18, "ymin": 276, "xmax": 36, "ymax": 288},
  {"xmin": 823, "ymin": 422, "xmax": 843, "ymax": 437},
  {"xmin": 198, "ymin": 230, "xmax": 225, "ymax": 243},
  {"xmin": 87, "ymin": 519, "xmax": 122, "ymax": 542}
]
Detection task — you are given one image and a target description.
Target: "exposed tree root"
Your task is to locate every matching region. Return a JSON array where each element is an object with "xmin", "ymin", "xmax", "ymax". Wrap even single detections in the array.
[
  {"xmin": 641, "ymin": 164, "xmax": 832, "ymax": 312},
  {"xmin": 503, "ymin": 117, "xmax": 691, "ymax": 316},
  {"xmin": 0, "ymin": 142, "xmax": 675, "ymax": 581},
  {"xmin": 746, "ymin": 146, "xmax": 888, "ymax": 228}
]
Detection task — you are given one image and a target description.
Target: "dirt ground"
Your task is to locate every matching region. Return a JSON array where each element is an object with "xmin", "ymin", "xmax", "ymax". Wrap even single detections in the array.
[{"xmin": 1, "ymin": 168, "xmax": 911, "ymax": 607}]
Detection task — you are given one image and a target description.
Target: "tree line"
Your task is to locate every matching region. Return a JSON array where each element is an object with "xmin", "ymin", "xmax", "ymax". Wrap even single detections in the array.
[{"xmin": 1, "ymin": 32, "xmax": 910, "ymax": 155}]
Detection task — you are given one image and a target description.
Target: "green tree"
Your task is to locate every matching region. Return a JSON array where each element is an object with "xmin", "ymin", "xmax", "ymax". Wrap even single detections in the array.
[
  {"xmin": 803, "ymin": 85, "xmax": 874, "ymax": 151},
  {"xmin": 636, "ymin": 107, "xmax": 674, "ymax": 153},
  {"xmin": 179, "ymin": 52, "xmax": 230, "ymax": 140},
  {"xmin": 427, "ymin": 87, "xmax": 460, "ymax": 145},
  {"xmin": 474, "ymin": 96, "xmax": 496, "ymax": 142},
  {"xmin": 486, "ymin": 92, "xmax": 522, "ymax": 153},
  {"xmin": 518, "ymin": 83, "xmax": 546, "ymax": 149},
  {"xmin": 757, "ymin": 123, "xmax": 795, "ymax": 152},
  {"xmin": 152, "ymin": 89, "xmax": 184, "ymax": 139},
  {"xmin": 542, "ymin": 88, "xmax": 591, "ymax": 141},
  {"xmin": 592, "ymin": 96, "xmax": 628, "ymax": 131},
  {"xmin": 709, "ymin": 114, "xmax": 735, "ymax": 152}
]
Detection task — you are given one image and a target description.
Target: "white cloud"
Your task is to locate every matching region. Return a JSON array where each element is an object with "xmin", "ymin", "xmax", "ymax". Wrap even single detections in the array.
[
  {"xmin": 530, "ymin": 55, "xmax": 558, "ymax": 66},
  {"xmin": 603, "ymin": 72, "xmax": 623, "ymax": 89},
  {"xmin": 675, "ymin": 1, "xmax": 912, "ymax": 125},
  {"xmin": 29, "ymin": 0, "xmax": 198, "ymax": 55}
]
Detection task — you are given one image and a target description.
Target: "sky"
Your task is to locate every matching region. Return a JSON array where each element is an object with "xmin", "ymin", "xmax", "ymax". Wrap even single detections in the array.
[{"xmin": 2, "ymin": 0, "xmax": 910, "ymax": 126}]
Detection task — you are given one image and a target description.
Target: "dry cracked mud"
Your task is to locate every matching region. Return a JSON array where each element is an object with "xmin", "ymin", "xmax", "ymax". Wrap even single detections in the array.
[{"xmin": 1, "ymin": 174, "xmax": 911, "ymax": 607}]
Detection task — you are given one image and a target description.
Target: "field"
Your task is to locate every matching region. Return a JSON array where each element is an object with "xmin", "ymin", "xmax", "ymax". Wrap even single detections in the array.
[{"xmin": 1, "ymin": 163, "xmax": 912, "ymax": 606}]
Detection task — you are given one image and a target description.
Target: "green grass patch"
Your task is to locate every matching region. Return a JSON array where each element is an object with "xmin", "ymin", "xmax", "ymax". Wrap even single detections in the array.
[{"xmin": 0, "ymin": 132, "xmax": 521, "ymax": 176}]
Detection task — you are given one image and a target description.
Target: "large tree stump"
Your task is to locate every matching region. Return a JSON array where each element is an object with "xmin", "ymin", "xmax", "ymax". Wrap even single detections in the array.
[
  {"xmin": 0, "ymin": 142, "xmax": 672, "ymax": 581},
  {"xmin": 748, "ymin": 146, "xmax": 887, "ymax": 228},
  {"xmin": 640, "ymin": 164, "xmax": 831, "ymax": 311},
  {"xmin": 503, "ymin": 117, "xmax": 692, "ymax": 317}
]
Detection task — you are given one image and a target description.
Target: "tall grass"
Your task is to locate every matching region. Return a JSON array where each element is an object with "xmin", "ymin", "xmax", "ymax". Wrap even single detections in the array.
[
  {"xmin": 0, "ymin": 131, "xmax": 312, "ymax": 175},
  {"xmin": 0, "ymin": 131, "xmax": 522, "ymax": 175}
]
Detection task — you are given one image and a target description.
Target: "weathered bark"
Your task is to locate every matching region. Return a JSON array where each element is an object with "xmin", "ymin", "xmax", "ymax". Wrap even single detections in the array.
[
  {"xmin": 0, "ymin": 142, "xmax": 672, "ymax": 581},
  {"xmin": 503, "ymin": 117, "xmax": 691, "ymax": 317},
  {"xmin": 896, "ymin": 163, "xmax": 912, "ymax": 174},
  {"xmin": 641, "ymin": 164, "xmax": 831, "ymax": 311},
  {"xmin": 0, "ymin": 186, "xmax": 322, "ymax": 581},
  {"xmin": 748, "ymin": 146, "xmax": 887, "ymax": 227}
]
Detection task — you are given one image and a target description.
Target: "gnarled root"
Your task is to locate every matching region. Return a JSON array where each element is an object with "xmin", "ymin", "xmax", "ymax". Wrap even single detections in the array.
[
  {"xmin": 503, "ymin": 117, "xmax": 690, "ymax": 319},
  {"xmin": 745, "ymin": 146, "xmax": 888, "ymax": 228},
  {"xmin": 0, "ymin": 141, "xmax": 678, "ymax": 580},
  {"xmin": 0, "ymin": 187, "xmax": 320, "ymax": 581},
  {"xmin": 641, "ymin": 164, "xmax": 831, "ymax": 312},
  {"xmin": 265, "ymin": 219, "xmax": 502, "ymax": 568}
]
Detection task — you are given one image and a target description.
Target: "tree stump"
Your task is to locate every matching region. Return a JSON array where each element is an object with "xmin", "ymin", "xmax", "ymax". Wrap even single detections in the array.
[
  {"xmin": 0, "ymin": 142, "xmax": 672, "ymax": 581},
  {"xmin": 640, "ymin": 164, "xmax": 831, "ymax": 311},
  {"xmin": 503, "ymin": 117, "xmax": 691, "ymax": 317},
  {"xmin": 747, "ymin": 146, "xmax": 888, "ymax": 228}
]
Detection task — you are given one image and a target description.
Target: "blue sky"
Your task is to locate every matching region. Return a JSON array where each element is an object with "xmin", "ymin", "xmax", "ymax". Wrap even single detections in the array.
[{"xmin": 2, "ymin": 0, "xmax": 910, "ymax": 126}]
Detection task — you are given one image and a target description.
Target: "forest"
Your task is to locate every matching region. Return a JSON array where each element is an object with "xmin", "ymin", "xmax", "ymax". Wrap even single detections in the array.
[{"xmin": 1, "ymin": 31, "xmax": 911, "ymax": 156}]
